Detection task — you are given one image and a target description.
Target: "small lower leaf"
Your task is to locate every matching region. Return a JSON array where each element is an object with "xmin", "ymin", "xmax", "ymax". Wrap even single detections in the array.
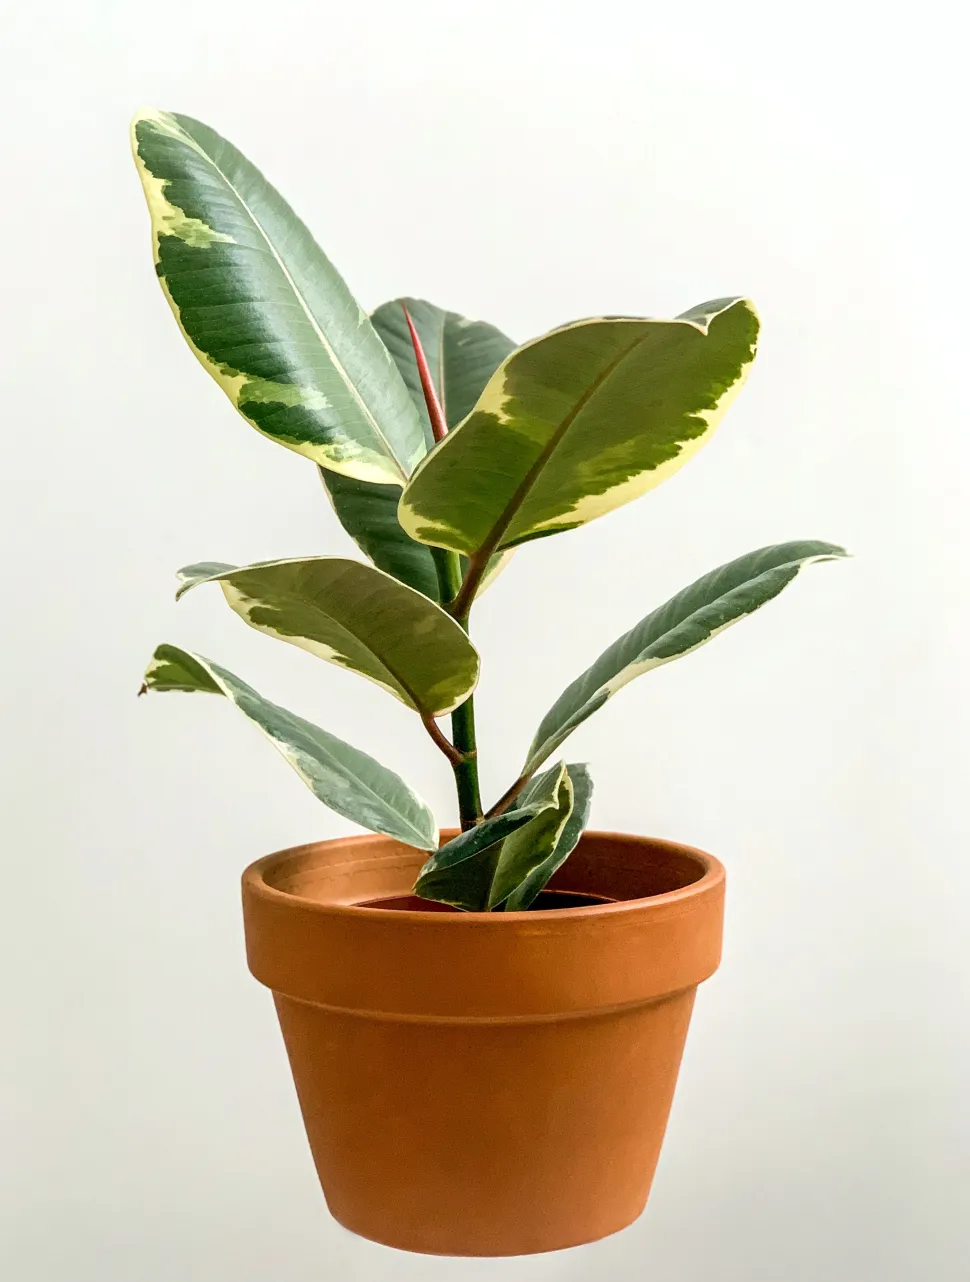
[
  {"xmin": 413, "ymin": 809, "xmax": 538, "ymax": 911},
  {"xmin": 488, "ymin": 764, "xmax": 575, "ymax": 909},
  {"xmin": 413, "ymin": 765, "xmax": 569, "ymax": 911},
  {"xmin": 502, "ymin": 764, "xmax": 593, "ymax": 911},
  {"xmin": 141, "ymin": 644, "xmax": 437, "ymax": 849}
]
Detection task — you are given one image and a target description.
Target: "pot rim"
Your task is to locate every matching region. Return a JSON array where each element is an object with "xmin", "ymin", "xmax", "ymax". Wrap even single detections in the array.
[{"xmin": 243, "ymin": 829, "xmax": 725, "ymax": 925}]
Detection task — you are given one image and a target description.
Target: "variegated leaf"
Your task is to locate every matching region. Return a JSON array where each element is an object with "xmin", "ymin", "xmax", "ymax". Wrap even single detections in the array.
[
  {"xmin": 399, "ymin": 299, "xmax": 760, "ymax": 570},
  {"xmin": 487, "ymin": 763, "xmax": 575, "ymax": 909},
  {"xmin": 501, "ymin": 763, "xmax": 594, "ymax": 912},
  {"xmin": 175, "ymin": 557, "xmax": 480, "ymax": 717},
  {"xmin": 412, "ymin": 802, "xmax": 553, "ymax": 912},
  {"xmin": 413, "ymin": 764, "xmax": 570, "ymax": 911},
  {"xmin": 130, "ymin": 110, "xmax": 424, "ymax": 485},
  {"xmin": 321, "ymin": 298, "xmax": 517, "ymax": 600},
  {"xmin": 524, "ymin": 541, "xmax": 848, "ymax": 776},
  {"xmin": 140, "ymin": 645, "xmax": 437, "ymax": 849}
]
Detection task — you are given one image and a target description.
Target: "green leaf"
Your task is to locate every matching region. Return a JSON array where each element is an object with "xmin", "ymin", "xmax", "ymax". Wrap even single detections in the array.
[
  {"xmin": 399, "ymin": 299, "xmax": 760, "ymax": 562},
  {"xmin": 130, "ymin": 110, "xmax": 424, "ymax": 485},
  {"xmin": 140, "ymin": 645, "xmax": 437, "ymax": 849},
  {"xmin": 487, "ymin": 764, "xmax": 575, "ymax": 909},
  {"xmin": 524, "ymin": 541, "xmax": 848, "ymax": 775},
  {"xmin": 174, "ymin": 557, "xmax": 480, "ymax": 717},
  {"xmin": 502, "ymin": 763, "xmax": 594, "ymax": 912},
  {"xmin": 413, "ymin": 764, "xmax": 570, "ymax": 911},
  {"xmin": 321, "ymin": 299, "xmax": 517, "ymax": 599}
]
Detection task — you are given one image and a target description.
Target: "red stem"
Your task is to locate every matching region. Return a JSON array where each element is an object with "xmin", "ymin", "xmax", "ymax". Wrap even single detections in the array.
[
  {"xmin": 421, "ymin": 712, "xmax": 465, "ymax": 766},
  {"xmin": 402, "ymin": 304, "xmax": 449, "ymax": 443},
  {"xmin": 483, "ymin": 772, "xmax": 532, "ymax": 819}
]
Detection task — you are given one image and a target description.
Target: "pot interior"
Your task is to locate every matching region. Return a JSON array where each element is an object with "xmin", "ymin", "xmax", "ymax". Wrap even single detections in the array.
[
  {"xmin": 358, "ymin": 889, "xmax": 615, "ymax": 913},
  {"xmin": 550, "ymin": 834, "xmax": 708, "ymax": 901},
  {"xmin": 263, "ymin": 831, "xmax": 711, "ymax": 909}
]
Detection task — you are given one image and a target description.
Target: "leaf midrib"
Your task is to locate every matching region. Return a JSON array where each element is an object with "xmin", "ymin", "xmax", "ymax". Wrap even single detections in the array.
[{"xmin": 472, "ymin": 327, "xmax": 656, "ymax": 561}]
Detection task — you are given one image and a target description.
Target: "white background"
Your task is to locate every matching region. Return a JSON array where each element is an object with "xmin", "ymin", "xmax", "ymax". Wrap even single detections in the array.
[{"xmin": 2, "ymin": 2, "xmax": 967, "ymax": 1279}]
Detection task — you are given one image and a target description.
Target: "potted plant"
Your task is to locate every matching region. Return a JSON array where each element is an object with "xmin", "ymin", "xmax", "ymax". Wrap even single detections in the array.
[{"xmin": 131, "ymin": 109, "xmax": 846, "ymax": 1257}]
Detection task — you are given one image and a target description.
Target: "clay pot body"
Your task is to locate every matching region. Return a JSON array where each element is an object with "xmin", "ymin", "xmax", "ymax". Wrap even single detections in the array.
[{"xmin": 242, "ymin": 830, "xmax": 724, "ymax": 1256}]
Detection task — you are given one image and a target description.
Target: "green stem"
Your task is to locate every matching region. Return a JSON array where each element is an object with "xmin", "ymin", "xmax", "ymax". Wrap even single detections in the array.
[
  {"xmin": 431, "ymin": 546, "xmax": 459, "ymax": 606},
  {"xmin": 450, "ymin": 699, "xmax": 482, "ymax": 830},
  {"xmin": 450, "ymin": 552, "xmax": 489, "ymax": 624},
  {"xmin": 432, "ymin": 547, "xmax": 482, "ymax": 830}
]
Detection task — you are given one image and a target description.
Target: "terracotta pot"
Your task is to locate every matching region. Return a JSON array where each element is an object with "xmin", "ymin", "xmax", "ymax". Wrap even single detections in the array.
[{"xmin": 242, "ymin": 829, "xmax": 725, "ymax": 1257}]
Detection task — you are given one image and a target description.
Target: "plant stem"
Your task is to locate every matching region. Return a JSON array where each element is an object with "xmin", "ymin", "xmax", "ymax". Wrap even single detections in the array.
[
  {"xmin": 420, "ymin": 712, "xmax": 464, "ymax": 767},
  {"xmin": 431, "ymin": 546, "xmax": 458, "ymax": 607},
  {"xmin": 432, "ymin": 547, "xmax": 483, "ymax": 829},
  {"xmin": 450, "ymin": 699, "xmax": 482, "ymax": 830},
  {"xmin": 402, "ymin": 303, "xmax": 483, "ymax": 831},
  {"xmin": 450, "ymin": 552, "xmax": 489, "ymax": 624},
  {"xmin": 484, "ymin": 772, "xmax": 532, "ymax": 819}
]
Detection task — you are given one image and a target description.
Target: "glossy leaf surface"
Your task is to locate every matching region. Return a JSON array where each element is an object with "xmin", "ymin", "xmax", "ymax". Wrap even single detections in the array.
[
  {"xmin": 175, "ymin": 557, "xmax": 480, "ymax": 717},
  {"xmin": 400, "ymin": 300, "xmax": 760, "ymax": 564}
]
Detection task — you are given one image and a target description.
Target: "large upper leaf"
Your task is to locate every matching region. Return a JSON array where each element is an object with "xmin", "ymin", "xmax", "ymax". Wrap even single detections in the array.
[
  {"xmin": 414, "ymin": 764, "xmax": 569, "ymax": 910},
  {"xmin": 130, "ymin": 110, "xmax": 424, "ymax": 485},
  {"xmin": 321, "ymin": 298, "xmax": 517, "ymax": 599},
  {"xmin": 501, "ymin": 763, "xmax": 593, "ymax": 912},
  {"xmin": 398, "ymin": 299, "xmax": 760, "ymax": 563},
  {"xmin": 524, "ymin": 541, "xmax": 848, "ymax": 776},
  {"xmin": 174, "ymin": 557, "xmax": 480, "ymax": 717},
  {"xmin": 140, "ymin": 645, "xmax": 437, "ymax": 849}
]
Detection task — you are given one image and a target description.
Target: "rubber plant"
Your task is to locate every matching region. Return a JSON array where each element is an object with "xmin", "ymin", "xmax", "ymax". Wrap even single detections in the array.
[{"xmin": 133, "ymin": 110, "xmax": 846, "ymax": 913}]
